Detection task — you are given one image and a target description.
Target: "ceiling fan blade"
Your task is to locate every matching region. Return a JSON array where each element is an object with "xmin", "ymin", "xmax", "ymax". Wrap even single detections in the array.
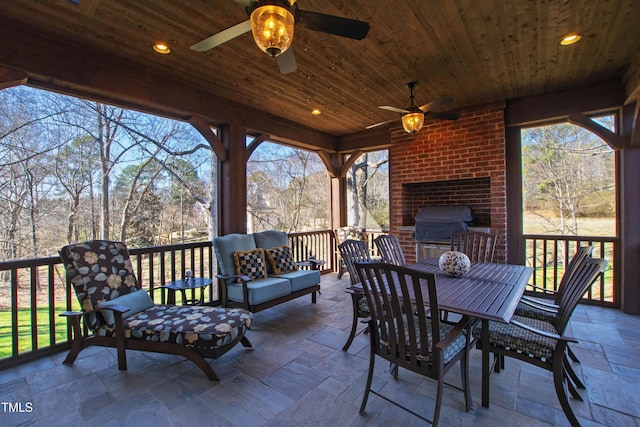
[
  {"xmin": 296, "ymin": 10, "xmax": 370, "ymax": 40},
  {"xmin": 424, "ymin": 111, "xmax": 460, "ymax": 121},
  {"xmin": 191, "ymin": 20, "xmax": 252, "ymax": 52},
  {"xmin": 366, "ymin": 118, "xmax": 399, "ymax": 130},
  {"xmin": 277, "ymin": 48, "xmax": 297, "ymax": 74},
  {"xmin": 233, "ymin": 0, "xmax": 256, "ymax": 6},
  {"xmin": 379, "ymin": 105, "xmax": 409, "ymax": 114},
  {"xmin": 418, "ymin": 95, "xmax": 454, "ymax": 113}
]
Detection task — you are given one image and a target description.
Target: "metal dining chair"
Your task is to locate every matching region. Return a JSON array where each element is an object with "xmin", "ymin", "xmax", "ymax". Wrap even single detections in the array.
[
  {"xmin": 373, "ymin": 234, "xmax": 406, "ymax": 266},
  {"xmin": 515, "ymin": 246, "xmax": 594, "ymax": 391},
  {"xmin": 337, "ymin": 239, "xmax": 372, "ymax": 351},
  {"xmin": 334, "ymin": 226, "xmax": 368, "ymax": 279},
  {"xmin": 472, "ymin": 257, "xmax": 607, "ymax": 427},
  {"xmin": 450, "ymin": 230, "xmax": 497, "ymax": 262},
  {"xmin": 354, "ymin": 261, "xmax": 474, "ymax": 426}
]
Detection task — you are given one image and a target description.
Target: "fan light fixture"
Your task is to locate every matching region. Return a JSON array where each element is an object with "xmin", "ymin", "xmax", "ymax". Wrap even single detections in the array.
[
  {"xmin": 402, "ymin": 110, "xmax": 425, "ymax": 133},
  {"xmin": 250, "ymin": 3, "xmax": 295, "ymax": 58},
  {"xmin": 401, "ymin": 82, "xmax": 425, "ymax": 133}
]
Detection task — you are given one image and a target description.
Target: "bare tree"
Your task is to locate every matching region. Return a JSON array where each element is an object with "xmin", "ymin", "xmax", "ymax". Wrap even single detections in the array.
[
  {"xmin": 346, "ymin": 151, "xmax": 389, "ymax": 229},
  {"xmin": 247, "ymin": 143, "xmax": 328, "ymax": 232},
  {"xmin": 523, "ymin": 120, "xmax": 615, "ymax": 235},
  {"xmin": 0, "ymin": 88, "xmax": 66, "ymax": 259},
  {"xmin": 53, "ymin": 135, "xmax": 98, "ymax": 243}
]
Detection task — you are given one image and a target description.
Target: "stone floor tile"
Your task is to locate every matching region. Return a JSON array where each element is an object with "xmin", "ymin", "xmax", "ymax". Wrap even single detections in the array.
[{"xmin": 3, "ymin": 273, "xmax": 640, "ymax": 426}]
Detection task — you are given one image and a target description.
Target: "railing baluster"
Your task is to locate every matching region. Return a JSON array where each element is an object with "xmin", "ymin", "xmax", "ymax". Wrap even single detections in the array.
[
  {"xmin": 30, "ymin": 265, "xmax": 38, "ymax": 352},
  {"xmin": 48, "ymin": 264, "xmax": 56, "ymax": 348},
  {"xmin": 524, "ymin": 234, "xmax": 618, "ymax": 307},
  {"xmin": 11, "ymin": 267, "xmax": 19, "ymax": 357}
]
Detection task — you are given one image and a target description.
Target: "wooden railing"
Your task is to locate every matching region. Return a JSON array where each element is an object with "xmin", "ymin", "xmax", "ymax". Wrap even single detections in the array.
[
  {"xmin": 523, "ymin": 234, "xmax": 619, "ymax": 307},
  {"xmin": 288, "ymin": 230, "xmax": 335, "ymax": 272},
  {"xmin": 0, "ymin": 241, "xmax": 216, "ymax": 369},
  {"xmin": 0, "ymin": 228, "xmax": 416, "ymax": 368},
  {"xmin": 1, "ymin": 231, "xmax": 618, "ymax": 369}
]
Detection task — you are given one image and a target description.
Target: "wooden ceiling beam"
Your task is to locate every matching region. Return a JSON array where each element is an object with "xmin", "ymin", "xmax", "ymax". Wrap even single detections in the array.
[
  {"xmin": 568, "ymin": 114, "xmax": 624, "ymax": 150},
  {"xmin": 0, "ymin": 66, "xmax": 28, "ymax": 90},
  {"xmin": 506, "ymin": 80, "xmax": 626, "ymax": 127},
  {"xmin": 187, "ymin": 116, "xmax": 227, "ymax": 161},
  {"xmin": 624, "ymin": 53, "xmax": 640, "ymax": 104},
  {"xmin": 246, "ymin": 134, "xmax": 270, "ymax": 161},
  {"xmin": 0, "ymin": 19, "xmax": 338, "ymax": 153},
  {"xmin": 630, "ymin": 101, "xmax": 640, "ymax": 148},
  {"xmin": 336, "ymin": 127, "xmax": 392, "ymax": 153}
]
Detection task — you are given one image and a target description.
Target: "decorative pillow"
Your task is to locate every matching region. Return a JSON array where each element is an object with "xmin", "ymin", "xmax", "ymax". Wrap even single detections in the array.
[
  {"xmin": 265, "ymin": 245, "xmax": 299, "ymax": 274},
  {"xmin": 97, "ymin": 289, "xmax": 155, "ymax": 326},
  {"xmin": 233, "ymin": 248, "xmax": 268, "ymax": 282}
]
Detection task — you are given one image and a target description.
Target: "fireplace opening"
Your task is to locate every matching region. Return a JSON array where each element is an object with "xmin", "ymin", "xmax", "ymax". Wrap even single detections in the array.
[{"xmin": 401, "ymin": 177, "xmax": 492, "ymax": 227}]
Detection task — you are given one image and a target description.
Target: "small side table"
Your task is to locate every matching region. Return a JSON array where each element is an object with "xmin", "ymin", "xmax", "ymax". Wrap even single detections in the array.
[
  {"xmin": 165, "ymin": 277, "xmax": 212, "ymax": 305},
  {"xmin": 297, "ymin": 258, "xmax": 326, "ymax": 270}
]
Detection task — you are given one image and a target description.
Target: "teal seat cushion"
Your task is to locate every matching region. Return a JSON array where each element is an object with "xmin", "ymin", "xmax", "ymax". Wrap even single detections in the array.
[
  {"xmin": 213, "ymin": 234, "xmax": 257, "ymax": 284},
  {"xmin": 253, "ymin": 230, "xmax": 288, "ymax": 249},
  {"xmin": 274, "ymin": 269, "xmax": 320, "ymax": 292},
  {"xmin": 227, "ymin": 277, "xmax": 292, "ymax": 306},
  {"xmin": 98, "ymin": 289, "xmax": 155, "ymax": 326},
  {"xmin": 254, "ymin": 231, "xmax": 289, "ymax": 275}
]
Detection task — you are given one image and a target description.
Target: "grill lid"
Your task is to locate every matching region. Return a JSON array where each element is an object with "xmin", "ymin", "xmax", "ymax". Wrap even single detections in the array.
[
  {"xmin": 414, "ymin": 205, "xmax": 473, "ymax": 241},
  {"xmin": 414, "ymin": 205, "xmax": 473, "ymax": 223}
]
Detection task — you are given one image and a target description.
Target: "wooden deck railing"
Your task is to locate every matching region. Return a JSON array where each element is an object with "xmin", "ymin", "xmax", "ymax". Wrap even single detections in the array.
[
  {"xmin": 0, "ymin": 241, "xmax": 216, "ymax": 369},
  {"xmin": 0, "ymin": 231, "xmax": 366, "ymax": 368},
  {"xmin": 3, "ymin": 230, "xmax": 611, "ymax": 369},
  {"xmin": 523, "ymin": 234, "xmax": 619, "ymax": 307}
]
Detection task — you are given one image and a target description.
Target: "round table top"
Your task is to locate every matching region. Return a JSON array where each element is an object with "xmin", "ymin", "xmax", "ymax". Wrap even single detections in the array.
[{"xmin": 164, "ymin": 277, "xmax": 212, "ymax": 290}]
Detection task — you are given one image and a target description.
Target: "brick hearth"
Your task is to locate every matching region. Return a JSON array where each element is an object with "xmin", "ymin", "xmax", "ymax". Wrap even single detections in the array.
[{"xmin": 389, "ymin": 103, "xmax": 507, "ymax": 262}]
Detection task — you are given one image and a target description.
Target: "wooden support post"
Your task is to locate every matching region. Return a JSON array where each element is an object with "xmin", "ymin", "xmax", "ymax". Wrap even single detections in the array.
[{"xmin": 219, "ymin": 124, "xmax": 248, "ymax": 235}]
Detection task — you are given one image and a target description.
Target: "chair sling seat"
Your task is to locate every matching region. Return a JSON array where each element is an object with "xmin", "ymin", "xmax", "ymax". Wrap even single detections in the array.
[
  {"xmin": 355, "ymin": 295, "xmax": 370, "ymax": 314},
  {"xmin": 472, "ymin": 314, "xmax": 558, "ymax": 360},
  {"xmin": 378, "ymin": 314, "xmax": 468, "ymax": 364},
  {"xmin": 93, "ymin": 305, "xmax": 252, "ymax": 350},
  {"xmin": 514, "ymin": 300, "xmax": 556, "ymax": 323}
]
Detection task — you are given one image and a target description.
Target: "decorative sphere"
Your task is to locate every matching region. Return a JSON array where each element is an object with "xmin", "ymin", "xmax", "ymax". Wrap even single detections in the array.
[{"xmin": 438, "ymin": 251, "xmax": 471, "ymax": 277}]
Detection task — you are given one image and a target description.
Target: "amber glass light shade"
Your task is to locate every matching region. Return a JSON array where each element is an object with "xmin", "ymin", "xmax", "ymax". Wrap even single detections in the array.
[
  {"xmin": 401, "ymin": 111, "xmax": 424, "ymax": 133},
  {"xmin": 250, "ymin": 5, "xmax": 295, "ymax": 58}
]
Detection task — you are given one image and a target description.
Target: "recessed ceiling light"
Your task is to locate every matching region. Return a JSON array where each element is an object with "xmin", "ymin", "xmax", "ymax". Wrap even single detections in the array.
[
  {"xmin": 560, "ymin": 33, "xmax": 581, "ymax": 45},
  {"xmin": 311, "ymin": 109, "xmax": 321, "ymax": 115},
  {"xmin": 153, "ymin": 43, "xmax": 171, "ymax": 54}
]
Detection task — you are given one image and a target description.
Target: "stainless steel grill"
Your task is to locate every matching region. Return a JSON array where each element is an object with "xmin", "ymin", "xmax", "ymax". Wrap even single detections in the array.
[{"xmin": 413, "ymin": 205, "xmax": 473, "ymax": 262}]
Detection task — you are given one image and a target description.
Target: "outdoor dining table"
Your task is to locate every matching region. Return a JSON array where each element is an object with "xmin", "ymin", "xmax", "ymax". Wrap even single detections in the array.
[{"xmin": 408, "ymin": 257, "xmax": 533, "ymax": 408}]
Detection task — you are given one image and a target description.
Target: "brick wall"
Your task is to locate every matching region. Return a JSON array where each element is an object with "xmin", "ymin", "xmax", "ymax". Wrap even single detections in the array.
[{"xmin": 389, "ymin": 104, "xmax": 507, "ymax": 262}]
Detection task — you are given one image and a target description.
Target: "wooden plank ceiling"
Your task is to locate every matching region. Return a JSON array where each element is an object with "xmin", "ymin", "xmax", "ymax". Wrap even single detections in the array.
[{"xmin": 1, "ymin": 0, "xmax": 639, "ymax": 138}]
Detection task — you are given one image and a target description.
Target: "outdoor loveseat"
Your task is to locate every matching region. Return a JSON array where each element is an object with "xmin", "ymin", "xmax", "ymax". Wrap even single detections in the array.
[{"xmin": 213, "ymin": 230, "xmax": 323, "ymax": 313}]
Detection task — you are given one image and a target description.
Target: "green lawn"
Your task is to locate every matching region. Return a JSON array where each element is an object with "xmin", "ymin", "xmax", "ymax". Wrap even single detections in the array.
[
  {"xmin": 524, "ymin": 212, "xmax": 615, "ymax": 236},
  {"xmin": 0, "ymin": 304, "xmax": 71, "ymax": 359}
]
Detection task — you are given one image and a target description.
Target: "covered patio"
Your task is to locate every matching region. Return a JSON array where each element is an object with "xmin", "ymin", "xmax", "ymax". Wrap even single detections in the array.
[
  {"xmin": 2, "ymin": 1, "xmax": 640, "ymax": 425},
  {"xmin": 1, "ymin": 0, "xmax": 638, "ymax": 312},
  {"xmin": 2, "ymin": 273, "xmax": 639, "ymax": 426}
]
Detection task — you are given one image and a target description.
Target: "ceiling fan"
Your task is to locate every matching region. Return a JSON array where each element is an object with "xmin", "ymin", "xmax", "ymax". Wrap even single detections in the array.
[
  {"xmin": 366, "ymin": 82, "xmax": 459, "ymax": 133},
  {"xmin": 191, "ymin": 0, "xmax": 370, "ymax": 75}
]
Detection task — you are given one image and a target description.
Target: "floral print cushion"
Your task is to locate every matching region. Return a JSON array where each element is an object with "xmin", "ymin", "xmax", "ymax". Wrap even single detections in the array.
[
  {"xmin": 61, "ymin": 240, "xmax": 139, "ymax": 314},
  {"xmin": 61, "ymin": 239, "xmax": 253, "ymax": 350},
  {"xmin": 94, "ymin": 304, "xmax": 252, "ymax": 349}
]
